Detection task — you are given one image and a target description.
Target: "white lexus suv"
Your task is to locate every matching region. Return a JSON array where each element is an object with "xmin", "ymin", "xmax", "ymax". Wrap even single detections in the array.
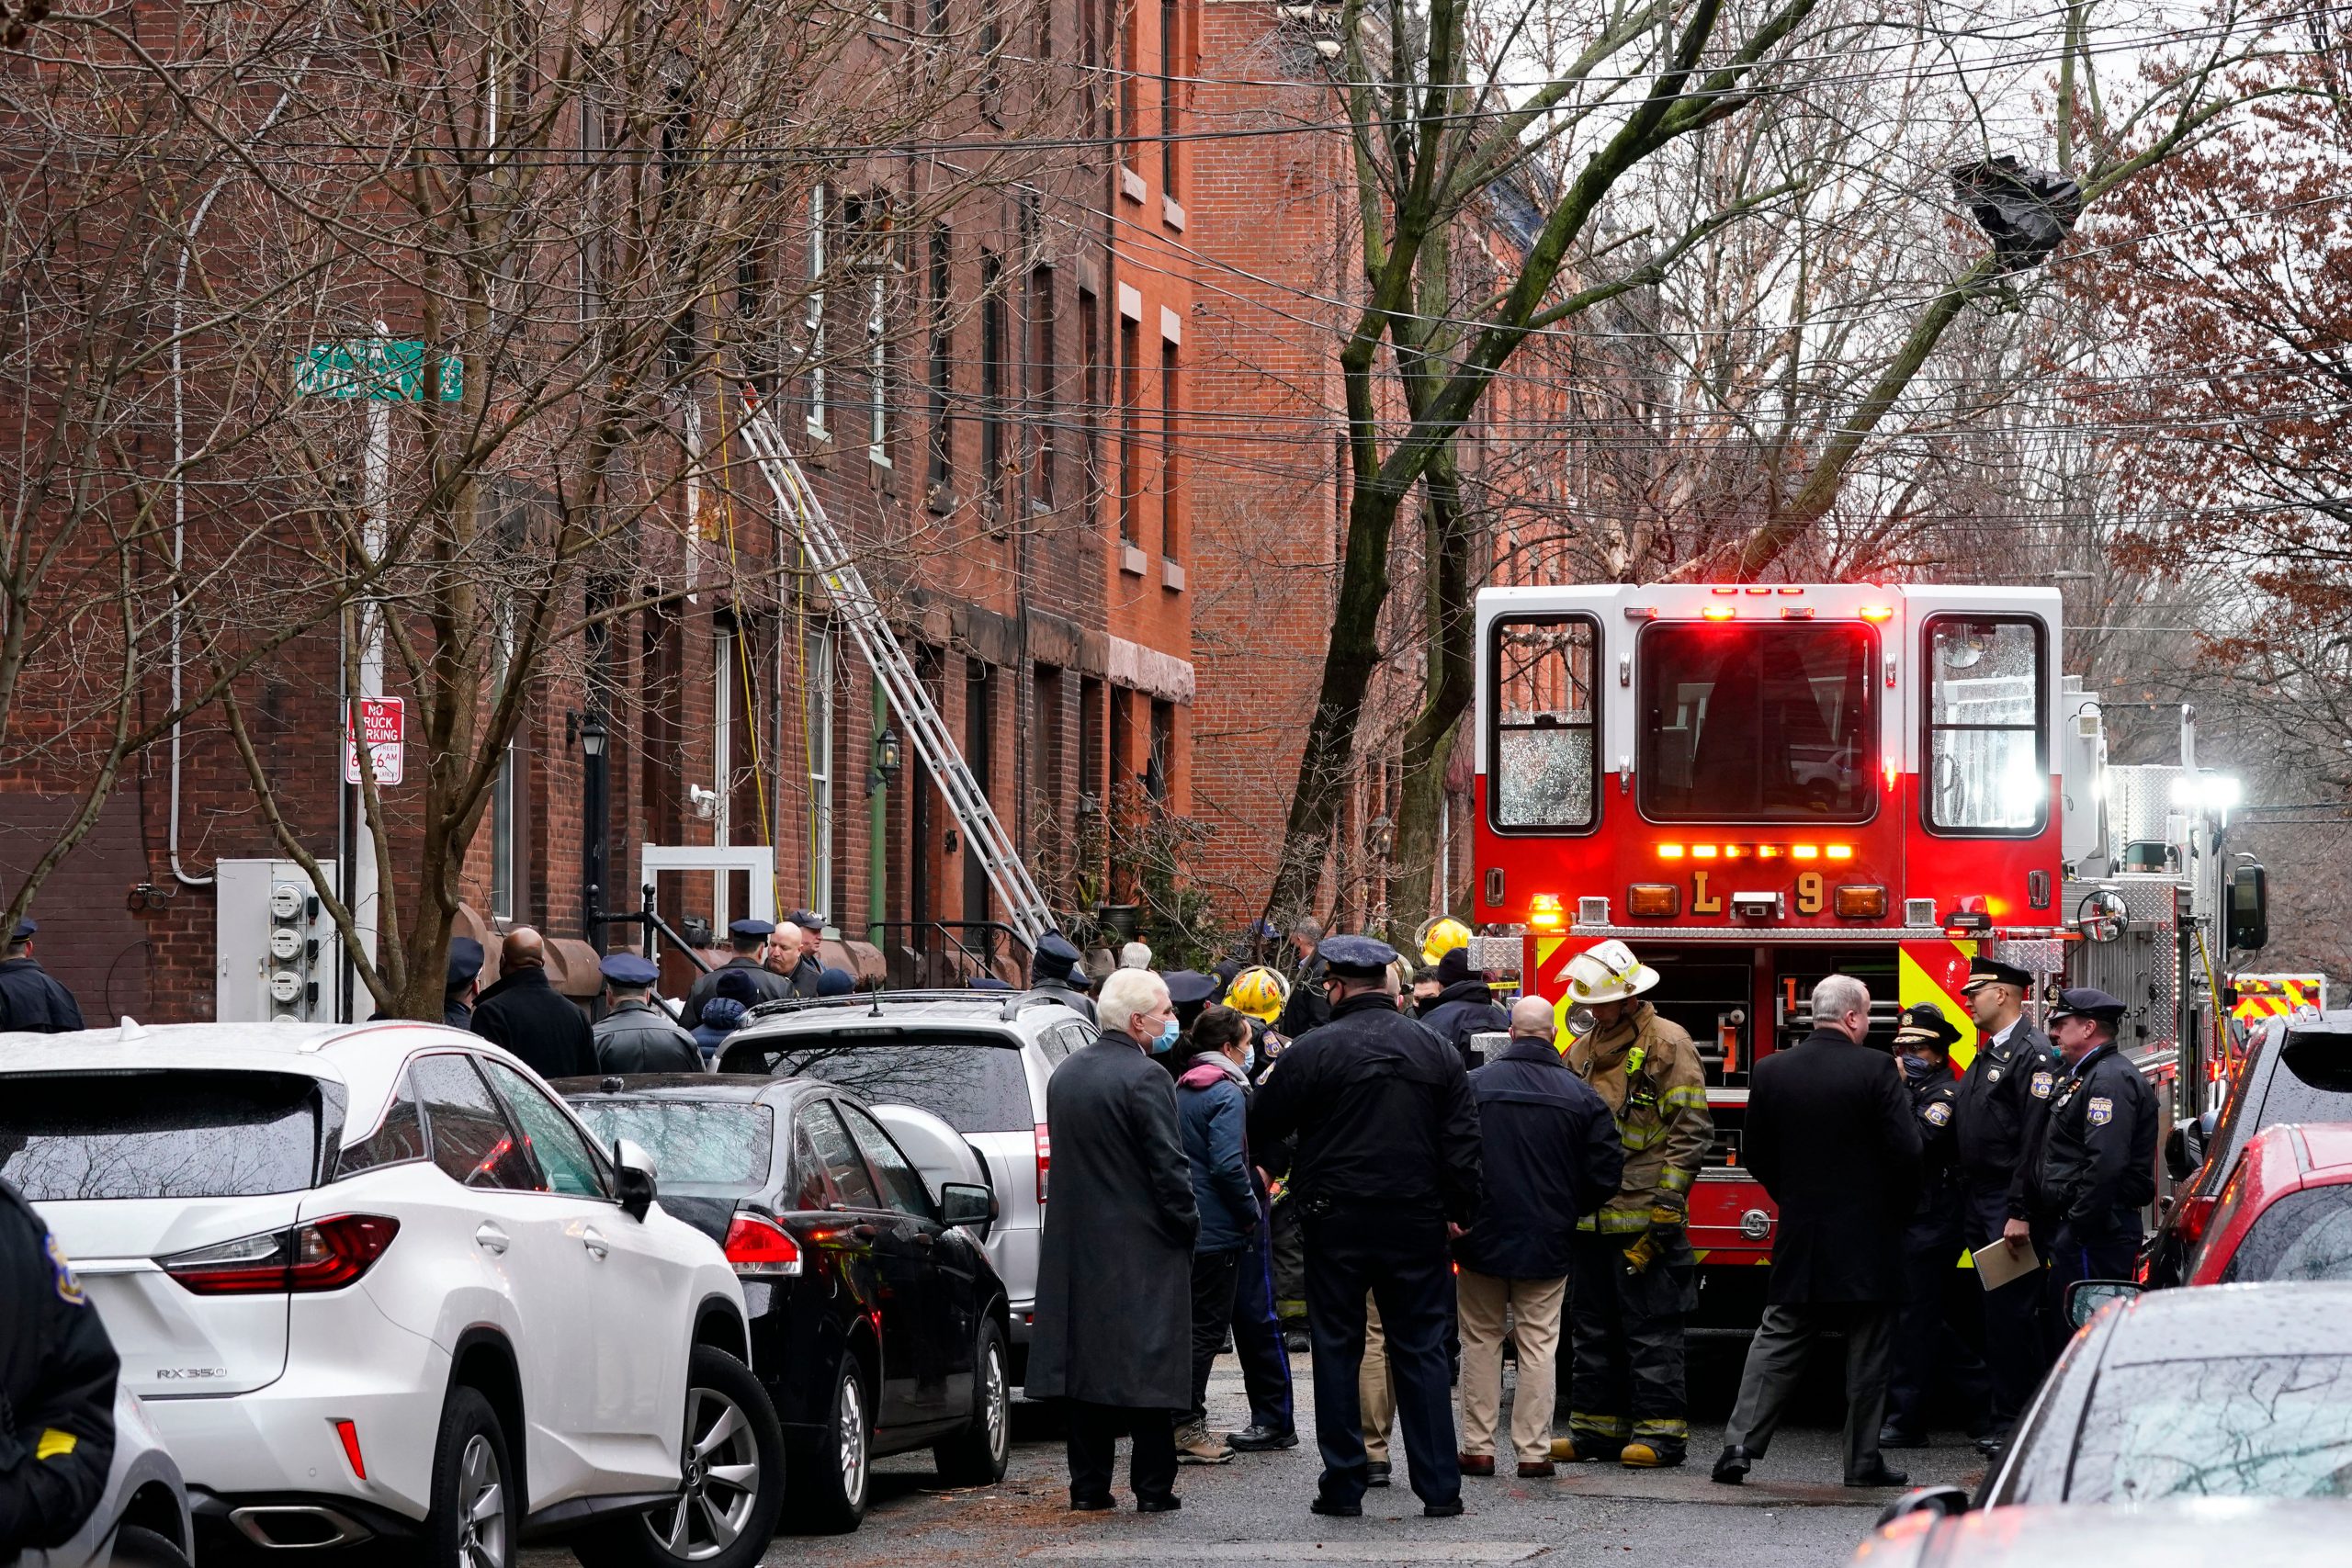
[{"xmin": 0, "ymin": 1020, "xmax": 786, "ymax": 1568}]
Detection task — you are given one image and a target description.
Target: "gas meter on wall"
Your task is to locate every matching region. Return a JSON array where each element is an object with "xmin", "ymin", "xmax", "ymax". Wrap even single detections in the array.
[{"xmin": 217, "ymin": 860, "xmax": 342, "ymax": 1024}]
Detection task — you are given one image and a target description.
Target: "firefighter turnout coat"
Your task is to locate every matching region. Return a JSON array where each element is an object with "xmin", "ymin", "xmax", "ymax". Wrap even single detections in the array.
[{"xmin": 1567, "ymin": 1001, "xmax": 1713, "ymax": 1233}]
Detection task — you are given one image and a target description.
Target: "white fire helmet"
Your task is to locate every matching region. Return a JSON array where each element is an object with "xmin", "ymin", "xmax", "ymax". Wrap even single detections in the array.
[{"xmin": 1562, "ymin": 939, "xmax": 1660, "ymax": 1005}]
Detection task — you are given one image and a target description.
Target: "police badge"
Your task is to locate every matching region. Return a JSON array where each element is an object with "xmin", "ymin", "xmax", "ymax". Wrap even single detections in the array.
[
  {"xmin": 2030, "ymin": 1070, "xmax": 2055, "ymax": 1100},
  {"xmin": 1986, "ymin": 1066, "xmax": 2003, "ymax": 1085},
  {"xmin": 1924, "ymin": 1101, "xmax": 1952, "ymax": 1127},
  {"xmin": 2086, "ymin": 1096, "xmax": 2114, "ymax": 1126}
]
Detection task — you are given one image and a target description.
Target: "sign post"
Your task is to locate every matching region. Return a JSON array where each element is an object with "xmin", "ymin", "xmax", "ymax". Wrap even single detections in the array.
[{"xmin": 296, "ymin": 336, "xmax": 461, "ymax": 1013}]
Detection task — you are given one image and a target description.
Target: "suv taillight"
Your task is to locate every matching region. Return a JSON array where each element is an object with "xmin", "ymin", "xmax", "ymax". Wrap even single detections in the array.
[
  {"xmin": 1035, "ymin": 1123, "xmax": 1051, "ymax": 1204},
  {"xmin": 2177, "ymin": 1192, "xmax": 2219, "ymax": 1249},
  {"xmin": 161, "ymin": 1214, "xmax": 401, "ymax": 1295},
  {"xmin": 723, "ymin": 1213, "xmax": 803, "ymax": 1277}
]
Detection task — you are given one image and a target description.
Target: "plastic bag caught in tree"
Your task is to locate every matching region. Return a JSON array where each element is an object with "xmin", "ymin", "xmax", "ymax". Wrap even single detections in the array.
[{"xmin": 1950, "ymin": 157, "xmax": 2084, "ymax": 273}]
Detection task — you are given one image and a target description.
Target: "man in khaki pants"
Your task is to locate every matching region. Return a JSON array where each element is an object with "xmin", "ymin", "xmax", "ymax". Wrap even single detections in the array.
[{"xmin": 1455, "ymin": 998, "xmax": 1623, "ymax": 1476}]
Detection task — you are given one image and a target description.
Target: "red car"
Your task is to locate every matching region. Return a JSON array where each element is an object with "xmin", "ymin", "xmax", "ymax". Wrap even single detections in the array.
[{"xmin": 2181, "ymin": 1122, "xmax": 2352, "ymax": 1285}]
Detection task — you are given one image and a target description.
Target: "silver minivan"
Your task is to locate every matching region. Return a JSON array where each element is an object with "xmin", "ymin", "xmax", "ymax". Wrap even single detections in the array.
[{"xmin": 718, "ymin": 991, "xmax": 1092, "ymax": 1388}]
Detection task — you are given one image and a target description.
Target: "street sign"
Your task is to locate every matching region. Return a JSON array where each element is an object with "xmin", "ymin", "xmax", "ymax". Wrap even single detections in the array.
[
  {"xmin": 345, "ymin": 697, "xmax": 405, "ymax": 785},
  {"xmin": 294, "ymin": 340, "xmax": 463, "ymax": 401}
]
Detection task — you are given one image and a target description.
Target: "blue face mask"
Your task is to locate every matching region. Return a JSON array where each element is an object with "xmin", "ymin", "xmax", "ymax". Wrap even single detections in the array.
[
  {"xmin": 1241, "ymin": 1043, "xmax": 1258, "ymax": 1075},
  {"xmin": 1152, "ymin": 1017, "xmax": 1182, "ymax": 1054},
  {"xmin": 1900, "ymin": 1054, "xmax": 1940, "ymax": 1084}
]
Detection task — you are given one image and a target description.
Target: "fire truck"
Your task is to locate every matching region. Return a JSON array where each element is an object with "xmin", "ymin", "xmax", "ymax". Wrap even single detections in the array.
[{"xmin": 1467, "ymin": 581, "xmax": 2092, "ymax": 1325}]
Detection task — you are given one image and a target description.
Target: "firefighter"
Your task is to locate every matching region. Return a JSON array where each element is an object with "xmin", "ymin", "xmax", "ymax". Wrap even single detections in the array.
[
  {"xmin": 1561, "ymin": 940, "xmax": 1712, "ymax": 1469},
  {"xmin": 2030, "ymin": 987, "xmax": 2159, "ymax": 1320},
  {"xmin": 1880, "ymin": 1003, "xmax": 1992, "ymax": 1450},
  {"xmin": 1952, "ymin": 955, "xmax": 2063, "ymax": 1457}
]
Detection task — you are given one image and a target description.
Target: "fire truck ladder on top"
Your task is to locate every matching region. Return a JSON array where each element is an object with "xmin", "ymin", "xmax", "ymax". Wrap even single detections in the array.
[{"xmin": 732, "ymin": 385, "xmax": 1056, "ymax": 947}]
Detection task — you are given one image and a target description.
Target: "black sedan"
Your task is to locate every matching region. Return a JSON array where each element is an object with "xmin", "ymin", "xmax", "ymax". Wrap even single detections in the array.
[{"xmin": 558, "ymin": 1074, "xmax": 1011, "ymax": 1533}]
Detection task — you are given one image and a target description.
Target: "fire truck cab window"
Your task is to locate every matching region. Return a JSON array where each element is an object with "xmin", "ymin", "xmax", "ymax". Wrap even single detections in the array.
[
  {"xmin": 1926, "ymin": 616, "xmax": 2045, "ymax": 834},
  {"xmin": 1638, "ymin": 623, "xmax": 1874, "ymax": 822},
  {"xmin": 1490, "ymin": 617, "xmax": 1598, "ymax": 830}
]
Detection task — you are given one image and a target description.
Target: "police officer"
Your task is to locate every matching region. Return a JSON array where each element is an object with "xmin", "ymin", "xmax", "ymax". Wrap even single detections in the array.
[
  {"xmin": 680, "ymin": 919, "xmax": 795, "ymax": 1029},
  {"xmin": 783, "ymin": 911, "xmax": 828, "ymax": 997},
  {"xmin": 1951, "ymin": 954, "xmax": 2062, "ymax": 1456},
  {"xmin": 2030, "ymin": 987, "xmax": 2159, "ymax": 1318},
  {"xmin": 1249, "ymin": 935, "xmax": 1481, "ymax": 1520},
  {"xmin": 1880, "ymin": 1004, "xmax": 1992, "ymax": 1450},
  {"xmin": 1, "ymin": 1176, "xmax": 119, "ymax": 1556},
  {"xmin": 445, "ymin": 936, "xmax": 486, "ymax": 1029},
  {"xmin": 1562, "ymin": 940, "xmax": 1712, "ymax": 1470},
  {"xmin": 0, "ymin": 919, "xmax": 84, "ymax": 1034},
  {"xmin": 1029, "ymin": 932, "xmax": 1097, "ymax": 1023},
  {"xmin": 593, "ymin": 954, "xmax": 704, "ymax": 1074}
]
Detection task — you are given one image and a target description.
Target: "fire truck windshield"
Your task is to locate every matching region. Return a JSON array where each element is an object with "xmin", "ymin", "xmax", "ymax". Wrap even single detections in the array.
[{"xmin": 1638, "ymin": 622, "xmax": 1876, "ymax": 822}]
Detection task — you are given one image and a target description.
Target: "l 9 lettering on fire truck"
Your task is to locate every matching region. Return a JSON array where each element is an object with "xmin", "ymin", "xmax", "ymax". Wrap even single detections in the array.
[{"xmin": 1470, "ymin": 581, "xmax": 2085, "ymax": 1325}]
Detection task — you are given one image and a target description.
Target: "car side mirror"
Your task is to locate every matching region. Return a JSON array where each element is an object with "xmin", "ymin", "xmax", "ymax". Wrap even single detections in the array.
[
  {"xmin": 939, "ymin": 1182, "xmax": 996, "ymax": 1235},
  {"xmin": 2064, "ymin": 1278, "xmax": 2141, "ymax": 1330},
  {"xmin": 1877, "ymin": 1484, "xmax": 1970, "ymax": 1529},
  {"xmin": 2166, "ymin": 1117, "xmax": 2201, "ymax": 1182},
  {"xmin": 613, "ymin": 1137, "xmax": 659, "ymax": 1221}
]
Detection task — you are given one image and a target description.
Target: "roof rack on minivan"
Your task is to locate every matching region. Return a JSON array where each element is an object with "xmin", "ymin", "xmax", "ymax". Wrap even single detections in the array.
[{"xmin": 742, "ymin": 987, "xmax": 1082, "ymax": 1025}]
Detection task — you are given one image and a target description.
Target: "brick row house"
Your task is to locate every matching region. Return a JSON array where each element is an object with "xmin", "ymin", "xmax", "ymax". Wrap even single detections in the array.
[{"xmin": 0, "ymin": 0, "xmax": 1203, "ymax": 1021}]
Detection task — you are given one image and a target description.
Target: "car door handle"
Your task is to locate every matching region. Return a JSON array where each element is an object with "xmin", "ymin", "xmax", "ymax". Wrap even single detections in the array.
[
  {"xmin": 912, "ymin": 1232, "xmax": 935, "ymax": 1248},
  {"xmin": 849, "ymin": 1224, "xmax": 880, "ymax": 1241},
  {"xmin": 582, "ymin": 1228, "xmax": 610, "ymax": 1259},
  {"xmin": 474, "ymin": 1224, "xmax": 510, "ymax": 1256}
]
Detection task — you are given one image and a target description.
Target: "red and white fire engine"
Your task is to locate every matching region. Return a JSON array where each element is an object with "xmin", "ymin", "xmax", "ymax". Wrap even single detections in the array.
[{"xmin": 1468, "ymin": 581, "xmax": 2098, "ymax": 1323}]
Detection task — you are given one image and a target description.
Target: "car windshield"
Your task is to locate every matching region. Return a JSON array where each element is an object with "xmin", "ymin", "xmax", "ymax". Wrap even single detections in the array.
[
  {"xmin": 748, "ymin": 1033, "xmax": 1033, "ymax": 1134},
  {"xmin": 2069, "ymin": 1356, "xmax": 2352, "ymax": 1501},
  {"xmin": 1637, "ymin": 622, "xmax": 1876, "ymax": 821},
  {"xmin": 565, "ymin": 1100, "xmax": 775, "ymax": 1189},
  {"xmin": 2222, "ymin": 1187, "xmax": 2352, "ymax": 1284},
  {"xmin": 0, "ymin": 1071, "xmax": 325, "ymax": 1199}
]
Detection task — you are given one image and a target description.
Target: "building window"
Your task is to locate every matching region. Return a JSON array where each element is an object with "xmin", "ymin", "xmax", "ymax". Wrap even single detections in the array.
[
  {"xmin": 1080, "ymin": 286, "xmax": 1101, "ymax": 517},
  {"xmin": 1118, "ymin": 315, "xmax": 1139, "ymax": 544},
  {"xmin": 964, "ymin": 660, "xmax": 996, "ymax": 922},
  {"xmin": 1148, "ymin": 699, "xmax": 1173, "ymax": 800},
  {"xmin": 807, "ymin": 626, "xmax": 835, "ymax": 907},
  {"xmin": 1159, "ymin": 338, "xmax": 1179, "ymax": 562},
  {"xmin": 1119, "ymin": 0, "xmax": 1137, "ymax": 152},
  {"xmin": 1035, "ymin": 664, "xmax": 1065, "ymax": 823},
  {"xmin": 1079, "ymin": 674, "xmax": 1103, "ymax": 806},
  {"xmin": 713, "ymin": 621, "xmax": 736, "ymax": 846},
  {"xmin": 1160, "ymin": 0, "xmax": 1179, "ymax": 195},
  {"xmin": 488, "ymin": 601, "xmax": 520, "ymax": 922},
  {"xmin": 1030, "ymin": 263, "xmax": 1056, "ymax": 509},
  {"xmin": 805, "ymin": 184, "xmax": 829, "ymax": 438},
  {"xmin": 927, "ymin": 0, "xmax": 946, "ymax": 37},
  {"xmin": 927, "ymin": 225, "xmax": 952, "ymax": 490},
  {"xmin": 980, "ymin": 252, "xmax": 1006, "ymax": 522}
]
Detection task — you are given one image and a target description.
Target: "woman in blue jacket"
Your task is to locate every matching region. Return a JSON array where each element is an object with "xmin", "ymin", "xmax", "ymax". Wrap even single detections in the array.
[{"xmin": 1172, "ymin": 1006, "xmax": 1295, "ymax": 1461}]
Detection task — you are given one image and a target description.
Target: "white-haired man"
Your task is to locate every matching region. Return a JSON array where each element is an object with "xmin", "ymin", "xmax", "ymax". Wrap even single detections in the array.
[
  {"xmin": 1715, "ymin": 973, "xmax": 1921, "ymax": 1490},
  {"xmin": 1027, "ymin": 967, "xmax": 1200, "ymax": 1512}
]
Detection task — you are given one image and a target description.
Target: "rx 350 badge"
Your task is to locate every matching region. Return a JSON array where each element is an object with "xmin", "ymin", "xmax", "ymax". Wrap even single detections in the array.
[{"xmin": 2086, "ymin": 1096, "xmax": 2115, "ymax": 1127}]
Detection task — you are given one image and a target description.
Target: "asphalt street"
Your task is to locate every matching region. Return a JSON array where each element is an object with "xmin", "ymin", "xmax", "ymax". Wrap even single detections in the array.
[{"xmin": 537, "ymin": 1342, "xmax": 1987, "ymax": 1568}]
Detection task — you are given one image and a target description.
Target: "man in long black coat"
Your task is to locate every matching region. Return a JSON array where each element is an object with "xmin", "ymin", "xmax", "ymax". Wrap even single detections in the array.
[
  {"xmin": 469, "ymin": 928, "xmax": 596, "ymax": 1080},
  {"xmin": 1715, "ymin": 973, "xmax": 1920, "ymax": 1490},
  {"xmin": 1027, "ymin": 967, "xmax": 1200, "ymax": 1512}
]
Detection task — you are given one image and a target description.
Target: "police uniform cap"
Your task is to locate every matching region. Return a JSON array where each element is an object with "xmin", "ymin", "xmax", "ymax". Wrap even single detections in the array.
[
  {"xmin": 1164, "ymin": 969, "xmax": 1219, "ymax": 1006},
  {"xmin": 817, "ymin": 966, "xmax": 856, "ymax": 997},
  {"xmin": 970, "ymin": 976, "xmax": 1013, "ymax": 991},
  {"xmin": 787, "ymin": 910, "xmax": 825, "ymax": 933},
  {"xmin": 1035, "ymin": 932, "xmax": 1082, "ymax": 968},
  {"xmin": 601, "ymin": 953, "xmax": 662, "ymax": 987},
  {"xmin": 2047, "ymin": 986, "xmax": 2126, "ymax": 1025},
  {"xmin": 447, "ymin": 936, "xmax": 486, "ymax": 987},
  {"xmin": 1317, "ymin": 934, "xmax": 1398, "ymax": 977},
  {"xmin": 729, "ymin": 918, "xmax": 776, "ymax": 939},
  {"xmin": 1893, "ymin": 1002, "xmax": 1962, "ymax": 1052},
  {"xmin": 1961, "ymin": 956, "xmax": 2032, "ymax": 993},
  {"xmin": 9, "ymin": 917, "xmax": 34, "ymax": 942}
]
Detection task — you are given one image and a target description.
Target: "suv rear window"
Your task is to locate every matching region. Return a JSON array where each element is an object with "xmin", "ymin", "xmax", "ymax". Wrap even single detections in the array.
[
  {"xmin": 740, "ymin": 1032, "xmax": 1034, "ymax": 1133},
  {"xmin": 2266, "ymin": 1032, "xmax": 2352, "ymax": 1121},
  {"xmin": 0, "ymin": 1071, "xmax": 328, "ymax": 1199},
  {"xmin": 2222, "ymin": 1186, "xmax": 2352, "ymax": 1284}
]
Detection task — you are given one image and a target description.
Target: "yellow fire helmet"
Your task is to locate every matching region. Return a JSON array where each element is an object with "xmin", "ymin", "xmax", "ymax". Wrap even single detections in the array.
[
  {"xmin": 1419, "ymin": 917, "xmax": 1472, "ymax": 969},
  {"xmin": 1561, "ymin": 939, "xmax": 1661, "ymax": 1005},
  {"xmin": 1225, "ymin": 965, "xmax": 1291, "ymax": 1024}
]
